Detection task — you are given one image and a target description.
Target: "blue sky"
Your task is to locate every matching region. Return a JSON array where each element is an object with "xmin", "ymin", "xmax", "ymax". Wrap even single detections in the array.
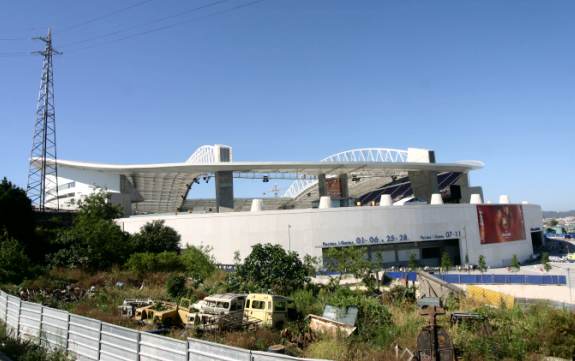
[{"xmin": 1, "ymin": 0, "xmax": 573, "ymax": 210}]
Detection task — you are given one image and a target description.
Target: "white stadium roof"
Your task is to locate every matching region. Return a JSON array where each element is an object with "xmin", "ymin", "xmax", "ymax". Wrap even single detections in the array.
[{"xmin": 34, "ymin": 145, "xmax": 483, "ymax": 214}]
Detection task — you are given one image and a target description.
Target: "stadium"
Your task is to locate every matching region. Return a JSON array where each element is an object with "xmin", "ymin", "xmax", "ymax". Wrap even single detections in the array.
[{"xmin": 35, "ymin": 145, "xmax": 544, "ymax": 268}]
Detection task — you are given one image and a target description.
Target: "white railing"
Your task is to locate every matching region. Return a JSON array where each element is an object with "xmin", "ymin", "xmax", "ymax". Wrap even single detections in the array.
[
  {"xmin": 0, "ymin": 290, "xmax": 330, "ymax": 361},
  {"xmin": 283, "ymin": 148, "xmax": 408, "ymax": 198}
]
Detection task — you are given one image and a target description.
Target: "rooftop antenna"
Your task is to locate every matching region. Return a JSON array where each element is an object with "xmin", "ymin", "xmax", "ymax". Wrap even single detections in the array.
[{"xmin": 26, "ymin": 29, "xmax": 61, "ymax": 212}]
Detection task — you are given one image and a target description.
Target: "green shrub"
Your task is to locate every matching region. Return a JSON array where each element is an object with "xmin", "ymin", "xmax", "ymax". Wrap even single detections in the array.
[
  {"xmin": 383, "ymin": 285, "xmax": 416, "ymax": 305},
  {"xmin": 451, "ymin": 304, "xmax": 575, "ymax": 360},
  {"xmin": 131, "ymin": 220, "xmax": 181, "ymax": 254},
  {"xmin": 291, "ymin": 289, "xmax": 322, "ymax": 316},
  {"xmin": 166, "ymin": 274, "xmax": 187, "ymax": 298},
  {"xmin": 50, "ymin": 193, "xmax": 131, "ymax": 270},
  {"xmin": 322, "ymin": 288, "xmax": 392, "ymax": 345},
  {"xmin": 0, "ymin": 230, "xmax": 31, "ymax": 284},
  {"xmin": 180, "ymin": 246, "xmax": 216, "ymax": 282},
  {"xmin": 478, "ymin": 255, "xmax": 487, "ymax": 272},
  {"xmin": 125, "ymin": 252, "xmax": 185, "ymax": 275},
  {"xmin": 408, "ymin": 253, "xmax": 418, "ymax": 271},
  {"xmin": 440, "ymin": 252, "xmax": 452, "ymax": 272},
  {"xmin": 510, "ymin": 254, "xmax": 520, "ymax": 269},
  {"xmin": 0, "ymin": 321, "xmax": 68, "ymax": 360}
]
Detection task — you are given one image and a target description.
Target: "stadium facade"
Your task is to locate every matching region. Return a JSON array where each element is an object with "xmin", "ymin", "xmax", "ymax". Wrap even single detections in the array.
[{"xmin": 37, "ymin": 145, "xmax": 544, "ymax": 268}]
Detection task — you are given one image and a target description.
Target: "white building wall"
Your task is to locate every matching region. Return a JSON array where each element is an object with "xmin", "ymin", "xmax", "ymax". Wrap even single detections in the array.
[
  {"xmin": 116, "ymin": 204, "xmax": 542, "ymax": 267},
  {"xmin": 46, "ymin": 167, "xmax": 121, "ymax": 210}
]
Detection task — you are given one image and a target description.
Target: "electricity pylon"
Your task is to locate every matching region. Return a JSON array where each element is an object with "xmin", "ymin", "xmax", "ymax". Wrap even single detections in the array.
[{"xmin": 26, "ymin": 29, "xmax": 61, "ymax": 211}]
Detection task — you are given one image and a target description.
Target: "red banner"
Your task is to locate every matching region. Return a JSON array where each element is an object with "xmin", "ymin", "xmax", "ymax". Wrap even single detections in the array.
[{"xmin": 477, "ymin": 205, "xmax": 526, "ymax": 244}]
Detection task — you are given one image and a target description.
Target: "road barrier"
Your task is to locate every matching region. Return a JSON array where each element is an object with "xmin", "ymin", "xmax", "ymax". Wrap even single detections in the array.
[
  {"xmin": 0, "ymin": 290, "xmax": 330, "ymax": 361},
  {"xmin": 466, "ymin": 285, "xmax": 515, "ymax": 308}
]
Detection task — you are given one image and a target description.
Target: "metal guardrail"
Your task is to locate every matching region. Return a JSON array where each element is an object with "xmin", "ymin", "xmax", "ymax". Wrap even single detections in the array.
[{"xmin": 0, "ymin": 290, "xmax": 331, "ymax": 361}]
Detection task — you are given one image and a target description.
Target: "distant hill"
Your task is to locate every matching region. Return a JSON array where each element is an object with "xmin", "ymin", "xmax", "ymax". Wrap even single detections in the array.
[{"xmin": 543, "ymin": 210, "xmax": 575, "ymax": 218}]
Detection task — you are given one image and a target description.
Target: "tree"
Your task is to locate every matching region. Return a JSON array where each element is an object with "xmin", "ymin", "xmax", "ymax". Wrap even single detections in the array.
[
  {"xmin": 0, "ymin": 178, "xmax": 38, "ymax": 260},
  {"xmin": 440, "ymin": 252, "xmax": 452, "ymax": 272},
  {"xmin": 478, "ymin": 255, "xmax": 487, "ymax": 272},
  {"xmin": 50, "ymin": 193, "xmax": 131, "ymax": 270},
  {"xmin": 131, "ymin": 220, "xmax": 180, "ymax": 254},
  {"xmin": 323, "ymin": 246, "xmax": 375, "ymax": 290},
  {"xmin": 234, "ymin": 243, "xmax": 312, "ymax": 295},
  {"xmin": 541, "ymin": 252, "xmax": 551, "ymax": 272},
  {"xmin": 548, "ymin": 219, "xmax": 559, "ymax": 227},
  {"xmin": 76, "ymin": 190, "xmax": 123, "ymax": 221},
  {"xmin": 166, "ymin": 274, "xmax": 187, "ymax": 298},
  {"xmin": 408, "ymin": 253, "xmax": 419, "ymax": 271},
  {"xmin": 180, "ymin": 246, "xmax": 216, "ymax": 282},
  {"xmin": 0, "ymin": 230, "xmax": 31, "ymax": 284},
  {"xmin": 511, "ymin": 254, "xmax": 520, "ymax": 270}
]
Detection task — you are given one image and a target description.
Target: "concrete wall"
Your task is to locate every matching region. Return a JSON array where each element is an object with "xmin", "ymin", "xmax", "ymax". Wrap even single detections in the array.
[{"xmin": 116, "ymin": 204, "xmax": 542, "ymax": 267}]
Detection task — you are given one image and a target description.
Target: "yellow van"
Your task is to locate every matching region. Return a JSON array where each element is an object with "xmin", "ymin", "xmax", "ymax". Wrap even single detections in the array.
[{"xmin": 244, "ymin": 293, "xmax": 289, "ymax": 328}]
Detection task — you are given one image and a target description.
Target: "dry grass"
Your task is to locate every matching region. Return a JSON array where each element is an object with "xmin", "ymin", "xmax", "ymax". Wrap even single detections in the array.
[{"xmin": 198, "ymin": 327, "xmax": 283, "ymax": 351}]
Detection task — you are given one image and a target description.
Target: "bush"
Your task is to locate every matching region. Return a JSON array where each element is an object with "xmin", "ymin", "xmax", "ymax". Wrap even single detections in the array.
[
  {"xmin": 322, "ymin": 288, "xmax": 392, "ymax": 344},
  {"xmin": 408, "ymin": 253, "xmax": 418, "ymax": 271},
  {"xmin": 511, "ymin": 254, "xmax": 520, "ymax": 269},
  {"xmin": 291, "ymin": 289, "xmax": 322, "ymax": 316},
  {"xmin": 131, "ymin": 220, "xmax": 181, "ymax": 254},
  {"xmin": 180, "ymin": 246, "xmax": 216, "ymax": 282},
  {"xmin": 52, "ymin": 218, "xmax": 130, "ymax": 270},
  {"xmin": 233, "ymin": 243, "xmax": 311, "ymax": 295},
  {"xmin": 452, "ymin": 304, "xmax": 575, "ymax": 360},
  {"xmin": 0, "ymin": 230, "xmax": 31, "ymax": 284},
  {"xmin": 49, "ymin": 193, "xmax": 131, "ymax": 270},
  {"xmin": 323, "ymin": 247, "xmax": 379, "ymax": 292},
  {"xmin": 125, "ymin": 252, "xmax": 185, "ymax": 274},
  {"xmin": 0, "ymin": 178, "xmax": 34, "ymax": 246},
  {"xmin": 166, "ymin": 274, "xmax": 187, "ymax": 298},
  {"xmin": 478, "ymin": 255, "xmax": 487, "ymax": 272},
  {"xmin": 440, "ymin": 252, "xmax": 452, "ymax": 272},
  {"xmin": 0, "ymin": 321, "xmax": 68, "ymax": 361},
  {"xmin": 382, "ymin": 285, "xmax": 416, "ymax": 305}
]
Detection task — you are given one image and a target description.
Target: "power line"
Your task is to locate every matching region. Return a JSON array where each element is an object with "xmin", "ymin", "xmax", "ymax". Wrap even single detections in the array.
[
  {"xmin": 64, "ymin": 0, "xmax": 266, "ymax": 54},
  {"xmin": 0, "ymin": 51, "xmax": 31, "ymax": 57},
  {"xmin": 57, "ymin": 0, "xmax": 156, "ymax": 33},
  {"xmin": 0, "ymin": 1, "xmax": 155, "ymax": 42},
  {"xmin": 60, "ymin": 0, "xmax": 233, "ymax": 48},
  {"xmin": 0, "ymin": 37, "xmax": 29, "ymax": 41}
]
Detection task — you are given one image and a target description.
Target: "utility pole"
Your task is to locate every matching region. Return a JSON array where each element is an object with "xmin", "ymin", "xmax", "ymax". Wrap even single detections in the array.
[{"xmin": 27, "ymin": 29, "xmax": 61, "ymax": 212}]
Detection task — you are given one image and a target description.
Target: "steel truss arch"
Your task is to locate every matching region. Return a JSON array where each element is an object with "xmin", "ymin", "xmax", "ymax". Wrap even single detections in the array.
[{"xmin": 283, "ymin": 148, "xmax": 409, "ymax": 198}]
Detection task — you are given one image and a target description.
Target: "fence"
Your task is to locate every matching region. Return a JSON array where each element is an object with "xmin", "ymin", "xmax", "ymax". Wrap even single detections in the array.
[
  {"xmin": 0, "ymin": 290, "xmax": 330, "ymax": 361},
  {"xmin": 433, "ymin": 273, "xmax": 567, "ymax": 285}
]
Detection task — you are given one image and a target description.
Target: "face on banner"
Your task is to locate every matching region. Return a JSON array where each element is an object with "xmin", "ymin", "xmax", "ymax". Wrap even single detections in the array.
[{"xmin": 477, "ymin": 205, "xmax": 526, "ymax": 244}]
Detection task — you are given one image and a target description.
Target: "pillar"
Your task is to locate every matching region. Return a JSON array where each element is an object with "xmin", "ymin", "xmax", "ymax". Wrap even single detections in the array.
[
  {"xmin": 408, "ymin": 170, "xmax": 439, "ymax": 203},
  {"xmin": 215, "ymin": 171, "xmax": 234, "ymax": 212},
  {"xmin": 338, "ymin": 173, "xmax": 350, "ymax": 207},
  {"xmin": 317, "ymin": 173, "xmax": 327, "ymax": 197}
]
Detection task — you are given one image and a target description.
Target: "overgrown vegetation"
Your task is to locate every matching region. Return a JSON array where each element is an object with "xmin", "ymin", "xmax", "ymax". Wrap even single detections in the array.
[
  {"xmin": 0, "ymin": 321, "xmax": 68, "ymax": 361},
  {"xmin": 1, "ymin": 177, "xmax": 574, "ymax": 361}
]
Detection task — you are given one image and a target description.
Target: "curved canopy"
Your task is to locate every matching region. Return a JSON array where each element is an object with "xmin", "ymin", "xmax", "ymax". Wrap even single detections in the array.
[{"xmin": 34, "ymin": 145, "xmax": 483, "ymax": 214}]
